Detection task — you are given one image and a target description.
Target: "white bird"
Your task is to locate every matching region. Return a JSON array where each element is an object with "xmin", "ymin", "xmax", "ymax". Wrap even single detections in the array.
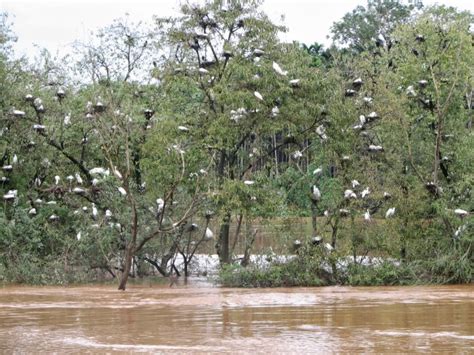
[
  {"xmin": 353, "ymin": 77, "xmax": 363, "ymax": 85},
  {"xmin": 289, "ymin": 79, "xmax": 300, "ymax": 86},
  {"xmin": 324, "ymin": 243, "xmax": 334, "ymax": 252},
  {"xmin": 454, "ymin": 209, "xmax": 468, "ymax": 218},
  {"xmin": 385, "ymin": 207, "xmax": 396, "ymax": 218},
  {"xmin": 363, "ymin": 97, "xmax": 373, "ymax": 104},
  {"xmin": 204, "ymin": 227, "xmax": 214, "ymax": 240},
  {"xmin": 113, "ymin": 167, "xmax": 123, "ymax": 180},
  {"xmin": 198, "ymin": 67, "xmax": 209, "ymax": 74},
  {"xmin": 339, "ymin": 208, "xmax": 350, "ymax": 216},
  {"xmin": 454, "ymin": 224, "xmax": 467, "ymax": 238},
  {"xmin": 75, "ymin": 173, "xmax": 83, "ymax": 184},
  {"xmin": 178, "ymin": 126, "xmax": 189, "ymax": 132},
  {"xmin": 311, "ymin": 185, "xmax": 321, "ymax": 201},
  {"xmin": 383, "ymin": 191, "xmax": 392, "ymax": 199},
  {"xmin": 117, "ymin": 187, "xmax": 127, "ymax": 196},
  {"xmin": 292, "ymin": 150, "xmax": 303, "ymax": 159},
  {"xmin": 156, "ymin": 198, "xmax": 164, "ymax": 214},
  {"xmin": 89, "ymin": 167, "xmax": 108, "ymax": 175},
  {"xmin": 12, "ymin": 109, "xmax": 25, "ymax": 117},
  {"xmin": 324, "ymin": 210, "xmax": 330, "ymax": 217},
  {"xmin": 367, "ymin": 112, "xmax": 379, "ymax": 119},
  {"xmin": 92, "ymin": 178, "xmax": 99, "ymax": 186},
  {"xmin": 92, "ymin": 203, "xmax": 98, "ymax": 219},
  {"xmin": 76, "ymin": 232, "xmax": 82, "ymax": 241},
  {"xmin": 406, "ymin": 85, "xmax": 417, "ymax": 97},
  {"xmin": 272, "ymin": 61, "xmax": 288, "ymax": 76},
  {"xmin": 46, "ymin": 200, "xmax": 57, "ymax": 205},
  {"xmin": 105, "ymin": 209, "xmax": 112, "ymax": 219},
  {"xmin": 66, "ymin": 175, "xmax": 74, "ymax": 182},
  {"xmin": 73, "ymin": 187, "xmax": 85, "ymax": 194},
  {"xmin": 361, "ymin": 187, "xmax": 371, "ymax": 198},
  {"xmin": 369, "ymin": 144, "xmax": 383, "ymax": 152},
  {"xmin": 28, "ymin": 208, "xmax": 37, "ymax": 215},
  {"xmin": 344, "ymin": 189, "xmax": 357, "ymax": 199},
  {"xmin": 364, "ymin": 209, "xmax": 371, "ymax": 221},
  {"xmin": 64, "ymin": 113, "xmax": 71, "ymax": 125},
  {"xmin": 316, "ymin": 125, "xmax": 328, "ymax": 140},
  {"xmin": 49, "ymin": 214, "xmax": 59, "ymax": 221},
  {"xmin": 3, "ymin": 192, "xmax": 15, "ymax": 200},
  {"xmin": 313, "ymin": 167, "xmax": 323, "ymax": 176},
  {"xmin": 271, "ymin": 106, "xmax": 279, "ymax": 117},
  {"xmin": 351, "ymin": 180, "xmax": 360, "ymax": 188},
  {"xmin": 2, "ymin": 165, "xmax": 13, "ymax": 171},
  {"xmin": 54, "ymin": 175, "xmax": 60, "ymax": 185},
  {"xmin": 12, "ymin": 155, "xmax": 18, "ymax": 164},
  {"xmin": 359, "ymin": 115, "xmax": 366, "ymax": 125},
  {"xmin": 244, "ymin": 180, "xmax": 255, "ymax": 185},
  {"xmin": 33, "ymin": 124, "xmax": 46, "ymax": 131},
  {"xmin": 254, "ymin": 91, "xmax": 263, "ymax": 101}
]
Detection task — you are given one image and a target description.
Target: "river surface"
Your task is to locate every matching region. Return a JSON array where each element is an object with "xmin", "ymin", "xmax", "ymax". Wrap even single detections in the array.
[{"xmin": 0, "ymin": 281, "xmax": 472, "ymax": 353}]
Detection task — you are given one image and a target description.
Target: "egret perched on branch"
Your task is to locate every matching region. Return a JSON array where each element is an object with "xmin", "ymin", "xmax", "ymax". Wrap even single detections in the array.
[
  {"xmin": 204, "ymin": 227, "xmax": 214, "ymax": 240},
  {"xmin": 385, "ymin": 207, "xmax": 396, "ymax": 218},
  {"xmin": 364, "ymin": 209, "xmax": 371, "ymax": 221},
  {"xmin": 361, "ymin": 187, "xmax": 370, "ymax": 198},
  {"xmin": 113, "ymin": 167, "xmax": 122, "ymax": 180},
  {"xmin": 73, "ymin": 187, "xmax": 85, "ymax": 194},
  {"xmin": 369, "ymin": 145, "xmax": 383, "ymax": 152},
  {"xmin": 272, "ymin": 61, "xmax": 287, "ymax": 76},
  {"xmin": 117, "ymin": 187, "xmax": 127, "ymax": 196},
  {"xmin": 313, "ymin": 167, "xmax": 323, "ymax": 176},
  {"xmin": 244, "ymin": 180, "xmax": 255, "ymax": 185},
  {"xmin": 344, "ymin": 189, "xmax": 357, "ymax": 199},
  {"xmin": 289, "ymin": 79, "xmax": 300, "ymax": 87},
  {"xmin": 75, "ymin": 173, "xmax": 83, "ymax": 184},
  {"xmin": 12, "ymin": 109, "xmax": 25, "ymax": 117},
  {"xmin": 311, "ymin": 185, "xmax": 321, "ymax": 202},
  {"xmin": 92, "ymin": 203, "xmax": 98, "ymax": 220},
  {"xmin": 351, "ymin": 180, "xmax": 360, "ymax": 188},
  {"xmin": 454, "ymin": 209, "xmax": 468, "ymax": 219},
  {"xmin": 54, "ymin": 175, "xmax": 60, "ymax": 185},
  {"xmin": 292, "ymin": 150, "xmax": 303, "ymax": 159},
  {"xmin": 156, "ymin": 198, "xmax": 164, "ymax": 215},
  {"xmin": 254, "ymin": 91, "xmax": 263, "ymax": 101}
]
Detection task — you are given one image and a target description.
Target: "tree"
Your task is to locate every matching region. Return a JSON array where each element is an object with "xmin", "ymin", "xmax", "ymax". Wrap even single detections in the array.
[
  {"xmin": 155, "ymin": 0, "xmax": 325, "ymax": 265},
  {"xmin": 331, "ymin": 0, "xmax": 422, "ymax": 53}
]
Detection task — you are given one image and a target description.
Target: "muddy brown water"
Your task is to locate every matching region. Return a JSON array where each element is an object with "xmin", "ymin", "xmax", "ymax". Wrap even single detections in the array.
[{"xmin": 0, "ymin": 281, "xmax": 472, "ymax": 353}]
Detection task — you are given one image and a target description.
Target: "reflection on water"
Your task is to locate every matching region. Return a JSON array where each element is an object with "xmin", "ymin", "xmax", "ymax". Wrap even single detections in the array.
[{"xmin": 0, "ymin": 281, "xmax": 472, "ymax": 353}]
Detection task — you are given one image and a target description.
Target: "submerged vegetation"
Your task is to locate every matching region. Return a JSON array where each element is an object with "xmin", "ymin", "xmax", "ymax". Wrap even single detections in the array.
[{"xmin": 0, "ymin": 0, "xmax": 472, "ymax": 289}]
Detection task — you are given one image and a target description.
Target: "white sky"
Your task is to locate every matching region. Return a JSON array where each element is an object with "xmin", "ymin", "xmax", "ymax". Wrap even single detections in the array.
[{"xmin": 2, "ymin": 0, "xmax": 473, "ymax": 58}]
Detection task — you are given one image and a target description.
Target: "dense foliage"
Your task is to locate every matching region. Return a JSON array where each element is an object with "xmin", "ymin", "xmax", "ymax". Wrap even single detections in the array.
[{"xmin": 0, "ymin": 1, "xmax": 472, "ymax": 289}]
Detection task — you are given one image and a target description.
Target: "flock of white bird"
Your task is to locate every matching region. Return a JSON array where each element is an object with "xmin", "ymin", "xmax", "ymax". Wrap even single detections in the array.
[{"xmin": 2, "ymin": 43, "xmax": 470, "ymax": 246}]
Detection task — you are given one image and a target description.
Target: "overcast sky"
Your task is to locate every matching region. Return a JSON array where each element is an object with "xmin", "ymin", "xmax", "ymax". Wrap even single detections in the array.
[{"xmin": 3, "ymin": 0, "xmax": 473, "ymax": 58}]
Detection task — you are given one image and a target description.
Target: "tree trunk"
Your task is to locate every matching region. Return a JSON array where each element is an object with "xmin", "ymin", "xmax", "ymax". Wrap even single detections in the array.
[
  {"xmin": 310, "ymin": 201, "xmax": 318, "ymax": 238},
  {"xmin": 217, "ymin": 213, "xmax": 231, "ymax": 264},
  {"xmin": 118, "ymin": 245, "xmax": 133, "ymax": 290}
]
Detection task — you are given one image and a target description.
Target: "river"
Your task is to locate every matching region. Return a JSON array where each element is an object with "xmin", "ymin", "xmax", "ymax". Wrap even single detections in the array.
[{"xmin": 0, "ymin": 281, "xmax": 472, "ymax": 353}]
